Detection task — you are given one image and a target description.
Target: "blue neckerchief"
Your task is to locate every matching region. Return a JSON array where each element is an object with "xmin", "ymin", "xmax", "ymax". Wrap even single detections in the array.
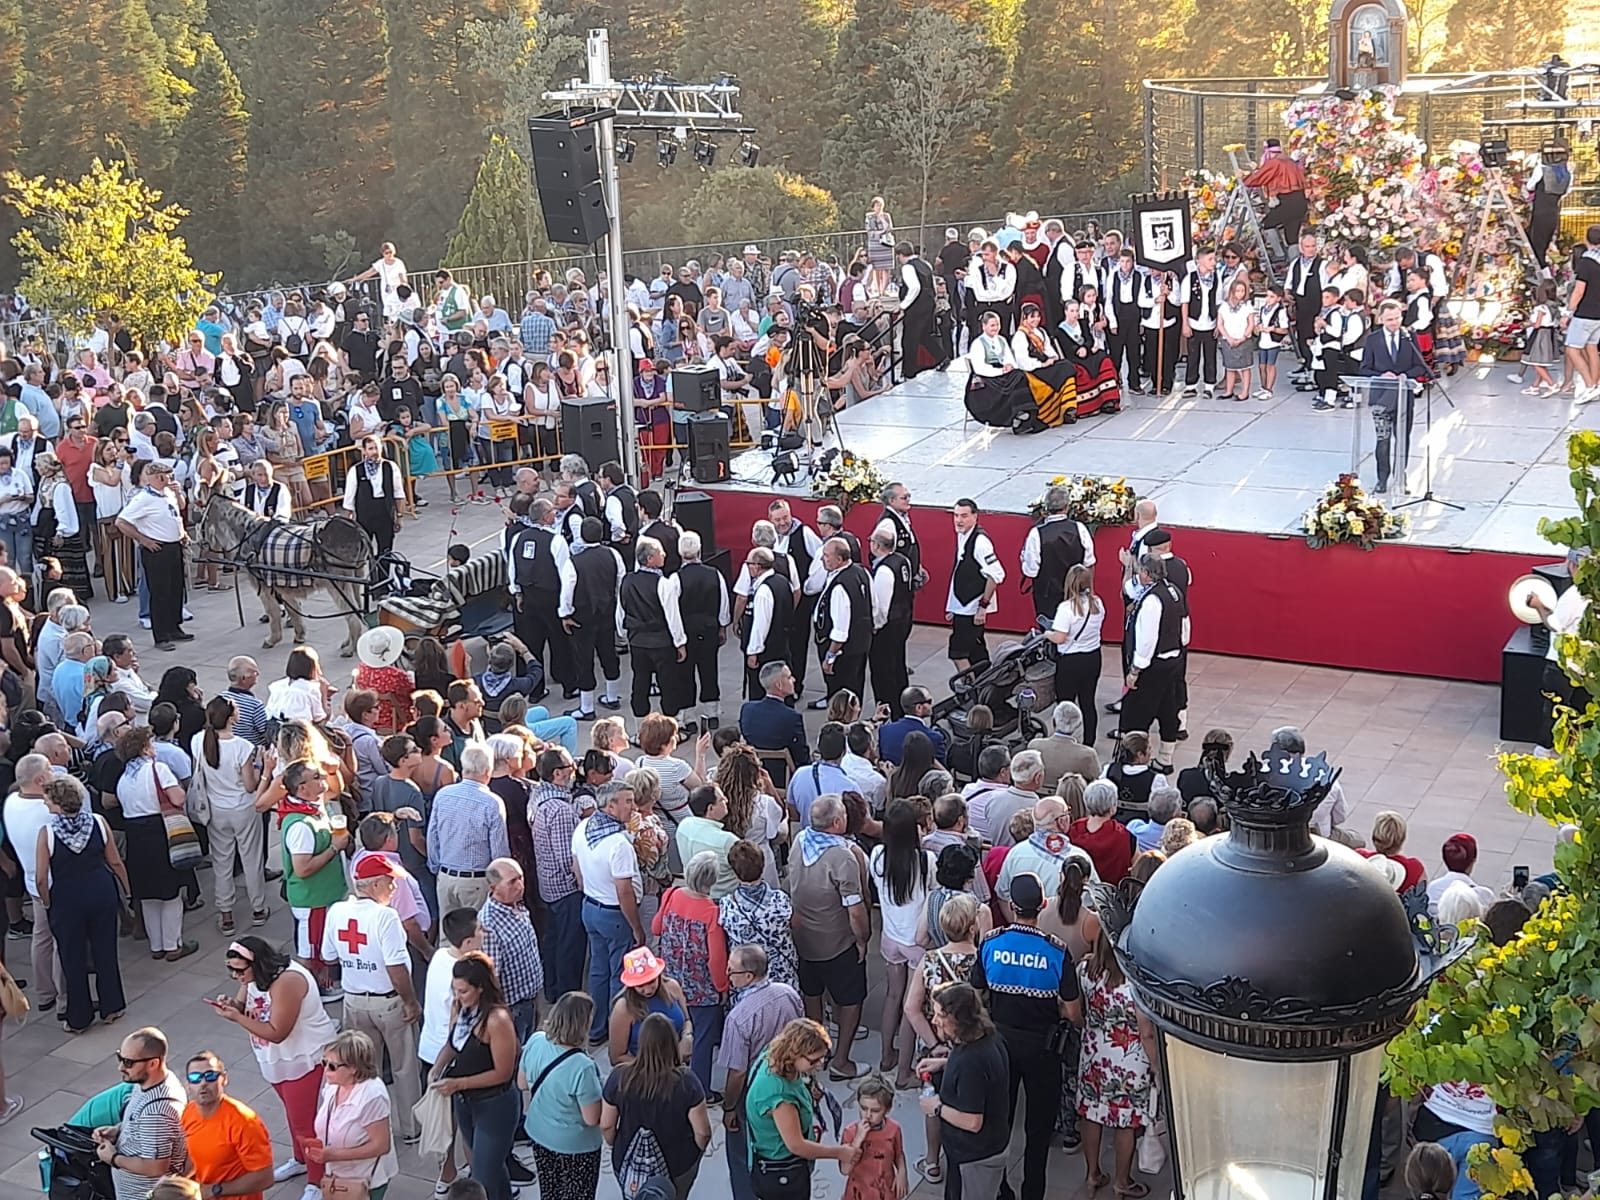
[
  {"xmin": 584, "ymin": 809, "xmax": 626, "ymax": 848},
  {"xmin": 797, "ymin": 827, "xmax": 849, "ymax": 867}
]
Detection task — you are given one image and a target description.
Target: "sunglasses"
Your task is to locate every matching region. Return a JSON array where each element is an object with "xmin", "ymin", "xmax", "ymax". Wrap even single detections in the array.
[
  {"xmin": 187, "ymin": 1069, "xmax": 222, "ymax": 1083},
  {"xmin": 117, "ymin": 1054, "xmax": 156, "ymax": 1067},
  {"xmin": 321, "ymin": 1059, "xmax": 346, "ymax": 1071}
]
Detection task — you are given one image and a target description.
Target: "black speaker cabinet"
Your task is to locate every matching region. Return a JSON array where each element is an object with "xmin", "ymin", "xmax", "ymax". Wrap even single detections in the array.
[
  {"xmin": 1501, "ymin": 625, "xmax": 1553, "ymax": 745},
  {"xmin": 675, "ymin": 490, "xmax": 717, "ymax": 556},
  {"xmin": 672, "ymin": 365, "xmax": 721, "ymax": 414},
  {"xmin": 527, "ymin": 115, "xmax": 609, "ymax": 246},
  {"xmin": 560, "ymin": 396, "xmax": 619, "ymax": 472},
  {"xmin": 687, "ymin": 413, "xmax": 731, "ymax": 484}
]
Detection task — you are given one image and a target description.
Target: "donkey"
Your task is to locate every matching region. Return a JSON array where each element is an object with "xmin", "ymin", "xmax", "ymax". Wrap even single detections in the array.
[{"xmin": 193, "ymin": 492, "xmax": 371, "ymax": 656}]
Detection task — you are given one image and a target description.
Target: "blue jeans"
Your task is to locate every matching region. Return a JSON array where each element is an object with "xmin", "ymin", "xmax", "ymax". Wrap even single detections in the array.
[
  {"xmin": 453, "ymin": 1085, "xmax": 521, "ymax": 1200},
  {"xmin": 583, "ymin": 898, "xmax": 636, "ymax": 1039},
  {"xmin": 543, "ymin": 891, "xmax": 586, "ymax": 1002},
  {"xmin": 725, "ymin": 1119, "xmax": 755, "ymax": 1200},
  {"xmin": 688, "ymin": 1002, "xmax": 724, "ymax": 1093},
  {"xmin": 526, "ymin": 708, "xmax": 579, "ymax": 755},
  {"xmin": 0, "ymin": 516, "xmax": 32, "ymax": 576}
]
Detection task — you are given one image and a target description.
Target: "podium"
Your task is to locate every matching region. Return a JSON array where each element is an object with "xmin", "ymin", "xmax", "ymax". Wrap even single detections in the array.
[{"xmin": 1339, "ymin": 373, "xmax": 1418, "ymax": 492}]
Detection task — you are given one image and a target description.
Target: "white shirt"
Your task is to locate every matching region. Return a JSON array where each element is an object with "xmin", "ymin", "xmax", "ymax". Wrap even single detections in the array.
[
  {"xmin": 898, "ymin": 261, "xmax": 923, "ymax": 308},
  {"xmin": 1309, "ymin": 780, "xmax": 1351, "ymax": 839},
  {"xmin": 946, "ymin": 529, "xmax": 1004, "ymax": 616},
  {"xmin": 1010, "ymin": 327, "xmax": 1058, "ymax": 370},
  {"xmin": 0, "ymin": 468, "xmax": 33, "ymax": 516},
  {"xmin": 321, "ymin": 896, "xmax": 409, "ymax": 994},
  {"xmin": 2, "ymin": 793, "xmax": 52, "ymax": 896},
  {"xmin": 818, "ymin": 567, "xmax": 857, "ymax": 643},
  {"xmin": 603, "ymin": 489, "xmax": 633, "ymax": 544},
  {"xmin": 1180, "ymin": 272, "xmax": 1221, "ymax": 329},
  {"xmin": 868, "ymin": 845, "xmax": 937, "ymax": 946},
  {"xmin": 967, "ymin": 259, "xmax": 1015, "ymax": 303},
  {"xmin": 841, "ymin": 752, "xmax": 888, "ymax": 812},
  {"xmin": 35, "ymin": 479, "xmax": 78, "ymax": 536},
  {"xmin": 342, "ymin": 459, "xmax": 401, "ymax": 509},
  {"xmin": 571, "ymin": 817, "xmax": 642, "ymax": 905},
  {"xmin": 112, "ymin": 667, "xmax": 158, "ymax": 714},
  {"xmin": 507, "ymin": 520, "xmax": 575, "ymax": 599},
  {"xmin": 1129, "ymin": 586, "xmax": 1180, "ymax": 670},
  {"xmin": 967, "ymin": 334, "xmax": 1016, "ymax": 377},
  {"xmin": 265, "ymin": 677, "xmax": 327, "ymax": 723},
  {"xmin": 1021, "ymin": 515, "xmax": 1096, "ymax": 579},
  {"xmin": 121, "ymin": 485, "xmax": 184, "ymax": 542},
  {"xmin": 742, "ymin": 570, "xmax": 780, "ymax": 655},
  {"xmin": 116, "ymin": 758, "xmax": 179, "ymax": 820},
  {"xmin": 734, "ymin": 555, "xmax": 799, "ymax": 598},
  {"xmin": 1546, "ymin": 586, "xmax": 1588, "ymax": 664},
  {"xmin": 1051, "ymin": 596, "xmax": 1105, "ymax": 655},
  {"xmin": 1425, "ymin": 869, "xmax": 1496, "ymax": 915},
  {"xmin": 188, "ymin": 731, "xmax": 256, "ymax": 811},
  {"xmin": 419, "ymin": 947, "xmax": 461, "ymax": 1064},
  {"xmin": 618, "ymin": 568, "xmax": 686, "ymax": 648},
  {"xmin": 244, "ymin": 480, "xmax": 294, "ymax": 523},
  {"xmin": 869, "ymin": 558, "xmax": 896, "ymax": 630},
  {"xmin": 348, "ymin": 403, "xmax": 385, "ymax": 439}
]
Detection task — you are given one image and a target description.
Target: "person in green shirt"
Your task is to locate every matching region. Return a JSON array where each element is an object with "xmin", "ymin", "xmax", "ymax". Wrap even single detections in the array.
[
  {"xmin": 673, "ymin": 786, "xmax": 740, "ymax": 899},
  {"xmin": 435, "ymin": 269, "xmax": 472, "ymax": 333},
  {"xmin": 70, "ymin": 1082, "xmax": 136, "ymax": 1128},
  {"xmin": 743, "ymin": 1018, "xmax": 857, "ymax": 1187}
]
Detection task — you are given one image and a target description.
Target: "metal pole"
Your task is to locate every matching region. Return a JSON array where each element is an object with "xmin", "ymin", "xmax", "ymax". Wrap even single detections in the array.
[
  {"xmin": 1143, "ymin": 86, "xmax": 1156, "ymax": 191},
  {"xmin": 588, "ymin": 28, "xmax": 640, "ymax": 483}
]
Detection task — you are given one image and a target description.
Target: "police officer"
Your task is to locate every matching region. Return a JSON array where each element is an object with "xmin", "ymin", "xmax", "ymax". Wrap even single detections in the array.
[
  {"xmin": 1118, "ymin": 552, "xmax": 1186, "ymax": 772},
  {"xmin": 676, "ymin": 531, "xmax": 731, "ymax": 733},
  {"xmin": 814, "ymin": 536, "xmax": 873, "ymax": 704},
  {"xmin": 619, "ymin": 535, "xmax": 686, "ymax": 717},
  {"xmin": 868, "ymin": 528, "xmax": 913, "ymax": 719},
  {"xmin": 740, "ymin": 546, "xmax": 794, "ymax": 701},
  {"xmin": 508, "ymin": 498, "xmax": 577, "ymax": 699},
  {"xmin": 561, "ymin": 516, "xmax": 625, "ymax": 720}
]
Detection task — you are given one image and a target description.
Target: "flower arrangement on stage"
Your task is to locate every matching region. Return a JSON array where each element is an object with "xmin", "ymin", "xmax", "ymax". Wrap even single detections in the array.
[
  {"xmin": 811, "ymin": 449, "xmax": 888, "ymax": 512},
  {"xmin": 1302, "ymin": 474, "xmax": 1407, "ymax": 550},
  {"xmin": 1026, "ymin": 474, "xmax": 1139, "ymax": 527}
]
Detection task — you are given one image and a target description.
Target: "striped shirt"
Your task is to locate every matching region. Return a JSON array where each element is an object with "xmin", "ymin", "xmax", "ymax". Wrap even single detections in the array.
[
  {"xmin": 426, "ymin": 779, "xmax": 510, "ymax": 874},
  {"xmin": 227, "ymin": 686, "xmax": 270, "ymax": 748},
  {"xmin": 529, "ymin": 782, "xmax": 580, "ymax": 903},
  {"xmin": 520, "ymin": 310, "xmax": 556, "ymax": 356},
  {"xmin": 478, "ymin": 895, "xmax": 544, "ymax": 1004},
  {"xmin": 114, "ymin": 1070, "xmax": 189, "ymax": 1200}
]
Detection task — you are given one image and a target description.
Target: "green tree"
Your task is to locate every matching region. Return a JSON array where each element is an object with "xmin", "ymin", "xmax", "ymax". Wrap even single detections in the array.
[
  {"xmin": 460, "ymin": 6, "xmax": 583, "ymax": 143},
  {"xmin": 4, "ymin": 159, "xmax": 215, "ymax": 346},
  {"xmin": 1434, "ymin": 0, "xmax": 1566, "ymax": 69},
  {"xmin": 670, "ymin": 167, "xmax": 838, "ymax": 244},
  {"xmin": 1179, "ymin": 0, "xmax": 1326, "ymax": 76},
  {"xmin": 443, "ymin": 135, "xmax": 548, "ymax": 268},
  {"xmin": 167, "ymin": 34, "xmax": 249, "ymax": 280},
  {"xmin": 1387, "ymin": 430, "xmax": 1600, "ymax": 1200}
]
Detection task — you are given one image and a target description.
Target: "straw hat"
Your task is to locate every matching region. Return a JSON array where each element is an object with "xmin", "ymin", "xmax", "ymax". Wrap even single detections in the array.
[{"xmin": 357, "ymin": 625, "xmax": 405, "ymax": 669}]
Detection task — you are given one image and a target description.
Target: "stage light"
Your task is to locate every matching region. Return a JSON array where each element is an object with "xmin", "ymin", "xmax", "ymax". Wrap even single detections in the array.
[
  {"xmin": 1480, "ymin": 134, "xmax": 1510, "ymax": 168},
  {"xmin": 615, "ymin": 137, "xmax": 636, "ymax": 164},
  {"xmin": 693, "ymin": 139, "xmax": 717, "ymax": 167},
  {"xmin": 772, "ymin": 451, "xmax": 799, "ymax": 485},
  {"xmin": 715, "ymin": 73, "xmax": 740, "ymax": 88},
  {"xmin": 656, "ymin": 136, "xmax": 678, "ymax": 168},
  {"xmin": 738, "ymin": 140, "xmax": 761, "ymax": 168}
]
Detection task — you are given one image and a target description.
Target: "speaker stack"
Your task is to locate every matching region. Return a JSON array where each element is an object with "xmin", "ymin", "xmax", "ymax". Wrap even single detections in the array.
[
  {"xmin": 527, "ymin": 114, "xmax": 610, "ymax": 246},
  {"xmin": 687, "ymin": 414, "xmax": 731, "ymax": 484},
  {"xmin": 676, "ymin": 490, "xmax": 731, "ymax": 583},
  {"xmin": 560, "ymin": 396, "xmax": 619, "ymax": 472},
  {"xmin": 671, "ymin": 365, "xmax": 721, "ymax": 414}
]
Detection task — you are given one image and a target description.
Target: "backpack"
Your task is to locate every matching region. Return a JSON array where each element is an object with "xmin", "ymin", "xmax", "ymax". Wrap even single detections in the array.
[
  {"xmin": 617, "ymin": 1126, "xmax": 672, "ymax": 1198},
  {"xmin": 282, "ymin": 318, "xmax": 308, "ymax": 357}
]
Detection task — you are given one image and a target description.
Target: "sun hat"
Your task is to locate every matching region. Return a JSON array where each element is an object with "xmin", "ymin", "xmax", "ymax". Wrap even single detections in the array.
[
  {"xmin": 357, "ymin": 625, "xmax": 406, "ymax": 669},
  {"xmin": 620, "ymin": 947, "xmax": 666, "ymax": 988}
]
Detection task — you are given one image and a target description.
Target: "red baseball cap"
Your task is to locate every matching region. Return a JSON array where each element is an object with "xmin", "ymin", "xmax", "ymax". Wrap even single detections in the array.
[{"xmin": 353, "ymin": 855, "xmax": 398, "ymax": 881}]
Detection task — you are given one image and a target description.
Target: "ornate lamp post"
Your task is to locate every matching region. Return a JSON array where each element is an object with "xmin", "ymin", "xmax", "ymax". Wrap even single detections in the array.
[{"xmin": 1098, "ymin": 751, "xmax": 1462, "ymax": 1200}]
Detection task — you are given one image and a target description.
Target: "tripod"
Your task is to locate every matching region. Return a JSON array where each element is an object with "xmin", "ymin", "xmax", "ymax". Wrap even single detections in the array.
[
  {"xmin": 1393, "ymin": 375, "xmax": 1463, "ymax": 512},
  {"xmin": 1455, "ymin": 166, "xmax": 1542, "ymax": 295}
]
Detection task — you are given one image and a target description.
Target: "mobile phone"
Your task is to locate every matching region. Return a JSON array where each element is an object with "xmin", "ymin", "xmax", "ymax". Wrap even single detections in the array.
[{"xmin": 1513, "ymin": 865, "xmax": 1530, "ymax": 891}]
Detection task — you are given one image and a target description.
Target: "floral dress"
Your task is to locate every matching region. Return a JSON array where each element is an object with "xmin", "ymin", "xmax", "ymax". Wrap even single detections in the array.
[
  {"xmin": 717, "ymin": 883, "xmax": 798, "ymax": 994},
  {"xmin": 1076, "ymin": 963, "xmax": 1152, "ymax": 1129}
]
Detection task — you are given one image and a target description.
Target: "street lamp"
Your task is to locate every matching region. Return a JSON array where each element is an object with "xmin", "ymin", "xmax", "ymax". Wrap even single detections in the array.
[{"xmin": 1098, "ymin": 750, "xmax": 1464, "ymax": 1200}]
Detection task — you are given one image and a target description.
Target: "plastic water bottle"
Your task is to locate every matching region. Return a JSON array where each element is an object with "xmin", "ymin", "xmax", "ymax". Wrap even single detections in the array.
[
  {"xmin": 920, "ymin": 1071, "xmax": 936, "ymax": 1099},
  {"xmin": 1017, "ymin": 686, "xmax": 1037, "ymax": 713}
]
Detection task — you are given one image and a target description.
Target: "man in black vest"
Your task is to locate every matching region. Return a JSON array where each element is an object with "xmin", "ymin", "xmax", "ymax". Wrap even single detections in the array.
[
  {"xmin": 946, "ymin": 499, "xmax": 1005, "ymax": 672},
  {"xmin": 1143, "ymin": 528, "xmax": 1193, "ymax": 741},
  {"xmin": 553, "ymin": 480, "xmax": 585, "ymax": 544},
  {"xmin": 770, "ymin": 500, "xmax": 824, "ymax": 701},
  {"xmin": 815, "ymin": 505, "xmax": 861, "ymax": 577},
  {"xmin": 868, "ymin": 528, "xmax": 914, "ymax": 719},
  {"xmin": 874, "ymin": 482, "xmax": 927, "ymax": 593},
  {"xmin": 1021, "ymin": 487, "xmax": 1094, "ymax": 624},
  {"xmin": 1103, "ymin": 248, "xmax": 1147, "ymax": 393},
  {"xmin": 340, "ymin": 435, "xmax": 404, "ymax": 557},
  {"xmin": 509, "ymin": 498, "xmax": 578, "ymax": 699},
  {"xmin": 740, "ymin": 546, "xmax": 795, "ymax": 702},
  {"xmin": 560, "ymin": 516, "xmax": 625, "ymax": 720},
  {"xmin": 242, "ymin": 460, "xmax": 292, "ymax": 522},
  {"xmin": 599, "ymin": 461, "xmax": 640, "ymax": 561},
  {"xmin": 1179, "ymin": 245, "xmax": 1222, "ymax": 397},
  {"xmin": 1284, "ymin": 231, "xmax": 1329, "ymax": 374},
  {"xmin": 733, "ymin": 521, "xmax": 800, "ymax": 667},
  {"xmin": 895, "ymin": 241, "xmax": 944, "ymax": 377},
  {"xmin": 814, "ymin": 537, "xmax": 873, "ymax": 704},
  {"xmin": 619, "ymin": 535, "xmax": 686, "ymax": 718},
  {"xmin": 637, "ymin": 489, "xmax": 681, "ymax": 575},
  {"xmin": 676, "ymin": 530, "xmax": 731, "ymax": 733},
  {"xmin": 561, "ymin": 454, "xmax": 605, "ymax": 520},
  {"xmin": 1118, "ymin": 553, "xmax": 1185, "ymax": 772}
]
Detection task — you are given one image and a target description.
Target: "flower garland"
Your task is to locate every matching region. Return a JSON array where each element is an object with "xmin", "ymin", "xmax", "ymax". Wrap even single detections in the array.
[
  {"xmin": 1026, "ymin": 474, "xmax": 1139, "ymax": 527},
  {"xmin": 1302, "ymin": 473, "xmax": 1407, "ymax": 550},
  {"xmin": 811, "ymin": 450, "xmax": 888, "ymax": 513}
]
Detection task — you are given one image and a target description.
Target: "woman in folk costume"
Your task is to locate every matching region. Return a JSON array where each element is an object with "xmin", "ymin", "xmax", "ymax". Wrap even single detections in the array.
[
  {"xmin": 1015, "ymin": 212, "xmax": 1052, "ymax": 271},
  {"xmin": 1052, "ymin": 298, "xmax": 1123, "ymax": 418},
  {"xmin": 964, "ymin": 310, "xmax": 1038, "ymax": 434},
  {"xmin": 1011, "ymin": 303, "xmax": 1078, "ymax": 430}
]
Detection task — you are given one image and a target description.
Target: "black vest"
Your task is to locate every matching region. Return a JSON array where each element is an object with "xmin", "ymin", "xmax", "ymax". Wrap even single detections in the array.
[
  {"xmin": 574, "ymin": 479, "xmax": 604, "ymax": 519},
  {"xmin": 1288, "ymin": 255, "xmax": 1325, "ymax": 301},
  {"xmin": 879, "ymin": 507, "xmax": 919, "ymax": 578},
  {"xmin": 1163, "ymin": 554, "xmax": 1191, "ymax": 612},
  {"xmin": 609, "ymin": 484, "xmax": 641, "ymax": 544},
  {"xmin": 875, "ymin": 551, "xmax": 914, "ymax": 625},
  {"xmin": 835, "ymin": 529, "xmax": 862, "ymax": 564},
  {"xmin": 243, "ymin": 480, "xmax": 284, "ymax": 520},
  {"xmin": 1034, "ymin": 518, "xmax": 1085, "ymax": 607},
  {"xmin": 1185, "ymin": 273, "xmax": 1220, "ymax": 323},
  {"xmin": 778, "ymin": 522, "xmax": 816, "ymax": 586},
  {"xmin": 619, "ymin": 570, "xmax": 673, "ymax": 648},
  {"xmin": 771, "ymin": 550, "xmax": 796, "ymax": 594},
  {"xmin": 1107, "ymin": 268, "xmax": 1142, "ymax": 311},
  {"xmin": 816, "ymin": 564, "xmax": 873, "ymax": 656},
  {"xmin": 571, "ymin": 544, "xmax": 619, "ymax": 617},
  {"xmin": 510, "ymin": 525, "xmax": 560, "ymax": 597},
  {"xmin": 559, "ymin": 504, "xmax": 584, "ymax": 544},
  {"xmin": 642, "ymin": 519, "xmax": 680, "ymax": 574},
  {"xmin": 952, "ymin": 526, "xmax": 991, "ymax": 606},
  {"xmin": 678, "ymin": 562, "xmax": 725, "ymax": 636},
  {"xmin": 741, "ymin": 572, "xmax": 793, "ymax": 657},
  {"xmin": 351, "ymin": 460, "xmax": 399, "ymax": 516},
  {"xmin": 905, "ymin": 257, "xmax": 936, "ymax": 316},
  {"xmin": 1133, "ymin": 580, "xmax": 1186, "ymax": 657},
  {"xmin": 1107, "ymin": 762, "xmax": 1157, "ymax": 819}
]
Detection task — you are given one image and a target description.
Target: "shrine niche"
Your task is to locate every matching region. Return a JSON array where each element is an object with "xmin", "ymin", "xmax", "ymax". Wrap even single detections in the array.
[{"xmin": 1328, "ymin": 0, "xmax": 1408, "ymax": 91}]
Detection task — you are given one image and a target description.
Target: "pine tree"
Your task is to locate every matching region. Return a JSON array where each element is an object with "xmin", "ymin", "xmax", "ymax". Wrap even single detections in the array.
[
  {"xmin": 169, "ymin": 34, "xmax": 249, "ymax": 280},
  {"xmin": 1435, "ymin": 0, "xmax": 1565, "ymax": 69},
  {"xmin": 442, "ymin": 135, "xmax": 547, "ymax": 268},
  {"xmin": 674, "ymin": 167, "xmax": 839, "ymax": 243},
  {"xmin": 0, "ymin": 0, "xmax": 25, "ymax": 280}
]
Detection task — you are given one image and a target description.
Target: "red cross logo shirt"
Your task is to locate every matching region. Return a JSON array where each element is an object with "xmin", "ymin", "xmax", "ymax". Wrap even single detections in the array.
[{"xmin": 320, "ymin": 896, "xmax": 408, "ymax": 992}]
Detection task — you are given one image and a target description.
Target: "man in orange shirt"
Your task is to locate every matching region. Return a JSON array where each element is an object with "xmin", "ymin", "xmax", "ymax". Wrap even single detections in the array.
[{"xmin": 179, "ymin": 1051, "xmax": 274, "ymax": 1200}]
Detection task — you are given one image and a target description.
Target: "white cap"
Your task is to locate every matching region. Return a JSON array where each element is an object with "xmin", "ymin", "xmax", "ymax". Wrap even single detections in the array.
[{"xmin": 743, "ymin": 244, "xmax": 760, "ymax": 255}]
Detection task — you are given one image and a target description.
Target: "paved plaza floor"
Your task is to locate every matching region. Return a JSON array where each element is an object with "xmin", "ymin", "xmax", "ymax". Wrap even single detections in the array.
[{"xmin": 1, "ymin": 494, "xmax": 1556, "ymax": 1200}]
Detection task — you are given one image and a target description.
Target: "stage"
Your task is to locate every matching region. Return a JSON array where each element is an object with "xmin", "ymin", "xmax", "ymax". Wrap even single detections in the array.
[{"xmin": 701, "ymin": 359, "xmax": 1584, "ymax": 683}]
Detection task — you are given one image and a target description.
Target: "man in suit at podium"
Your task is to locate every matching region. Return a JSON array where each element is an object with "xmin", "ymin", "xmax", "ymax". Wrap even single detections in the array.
[{"xmin": 1360, "ymin": 301, "xmax": 1428, "ymax": 494}]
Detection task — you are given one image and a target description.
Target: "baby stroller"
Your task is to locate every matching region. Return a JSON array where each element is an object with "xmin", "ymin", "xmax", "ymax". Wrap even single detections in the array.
[
  {"xmin": 32, "ymin": 1125, "xmax": 114, "ymax": 1199},
  {"xmin": 933, "ymin": 627, "xmax": 1058, "ymax": 748}
]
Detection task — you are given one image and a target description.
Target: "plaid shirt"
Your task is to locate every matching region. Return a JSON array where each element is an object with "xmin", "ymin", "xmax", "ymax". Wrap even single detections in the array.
[
  {"xmin": 520, "ymin": 309, "xmax": 556, "ymax": 355},
  {"xmin": 477, "ymin": 895, "xmax": 544, "ymax": 1004},
  {"xmin": 800, "ymin": 263, "xmax": 835, "ymax": 305},
  {"xmin": 426, "ymin": 780, "xmax": 510, "ymax": 874},
  {"xmin": 529, "ymin": 782, "xmax": 580, "ymax": 903}
]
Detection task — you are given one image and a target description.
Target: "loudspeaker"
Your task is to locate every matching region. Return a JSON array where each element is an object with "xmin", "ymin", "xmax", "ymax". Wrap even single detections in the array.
[
  {"xmin": 676, "ymin": 490, "xmax": 717, "ymax": 556},
  {"xmin": 671, "ymin": 365, "xmax": 721, "ymax": 414},
  {"xmin": 528, "ymin": 115, "xmax": 610, "ymax": 246},
  {"xmin": 1534, "ymin": 561, "xmax": 1573, "ymax": 596},
  {"xmin": 687, "ymin": 413, "xmax": 731, "ymax": 484},
  {"xmin": 1501, "ymin": 625, "xmax": 1553, "ymax": 745},
  {"xmin": 560, "ymin": 396, "xmax": 619, "ymax": 472}
]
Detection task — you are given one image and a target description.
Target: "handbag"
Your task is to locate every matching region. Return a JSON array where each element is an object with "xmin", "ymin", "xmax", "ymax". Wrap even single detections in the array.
[
  {"xmin": 159, "ymin": 759, "xmax": 204, "ymax": 870},
  {"xmin": 320, "ymin": 1091, "xmax": 381, "ymax": 1200},
  {"xmin": 411, "ymin": 1085, "xmax": 453, "ymax": 1159},
  {"xmin": 0, "ymin": 959, "xmax": 29, "ymax": 1020},
  {"xmin": 1137, "ymin": 1083, "xmax": 1168, "ymax": 1175},
  {"xmin": 752, "ymin": 1154, "xmax": 811, "ymax": 1200},
  {"xmin": 185, "ymin": 759, "xmax": 212, "ymax": 826}
]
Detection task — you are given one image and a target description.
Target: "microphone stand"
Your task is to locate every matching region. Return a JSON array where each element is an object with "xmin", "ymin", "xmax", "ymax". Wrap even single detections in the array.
[{"xmin": 1394, "ymin": 373, "xmax": 1463, "ymax": 512}]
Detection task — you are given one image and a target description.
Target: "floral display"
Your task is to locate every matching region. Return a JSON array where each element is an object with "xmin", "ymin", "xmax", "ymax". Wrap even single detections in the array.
[
  {"xmin": 1302, "ymin": 473, "xmax": 1408, "ymax": 550},
  {"xmin": 811, "ymin": 449, "xmax": 888, "ymax": 512},
  {"xmin": 1026, "ymin": 474, "xmax": 1139, "ymax": 526}
]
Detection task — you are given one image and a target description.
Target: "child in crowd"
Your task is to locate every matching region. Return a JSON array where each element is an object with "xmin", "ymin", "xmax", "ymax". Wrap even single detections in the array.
[
  {"xmin": 1516, "ymin": 279, "xmax": 1562, "ymax": 395},
  {"xmin": 840, "ymin": 1076, "xmax": 907, "ymax": 1200},
  {"xmin": 1255, "ymin": 284, "xmax": 1290, "ymax": 399},
  {"xmin": 1403, "ymin": 1141, "xmax": 1454, "ymax": 1200},
  {"xmin": 420, "ymin": 907, "xmax": 485, "ymax": 1196},
  {"xmin": 389, "ymin": 405, "xmax": 437, "ymax": 507}
]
